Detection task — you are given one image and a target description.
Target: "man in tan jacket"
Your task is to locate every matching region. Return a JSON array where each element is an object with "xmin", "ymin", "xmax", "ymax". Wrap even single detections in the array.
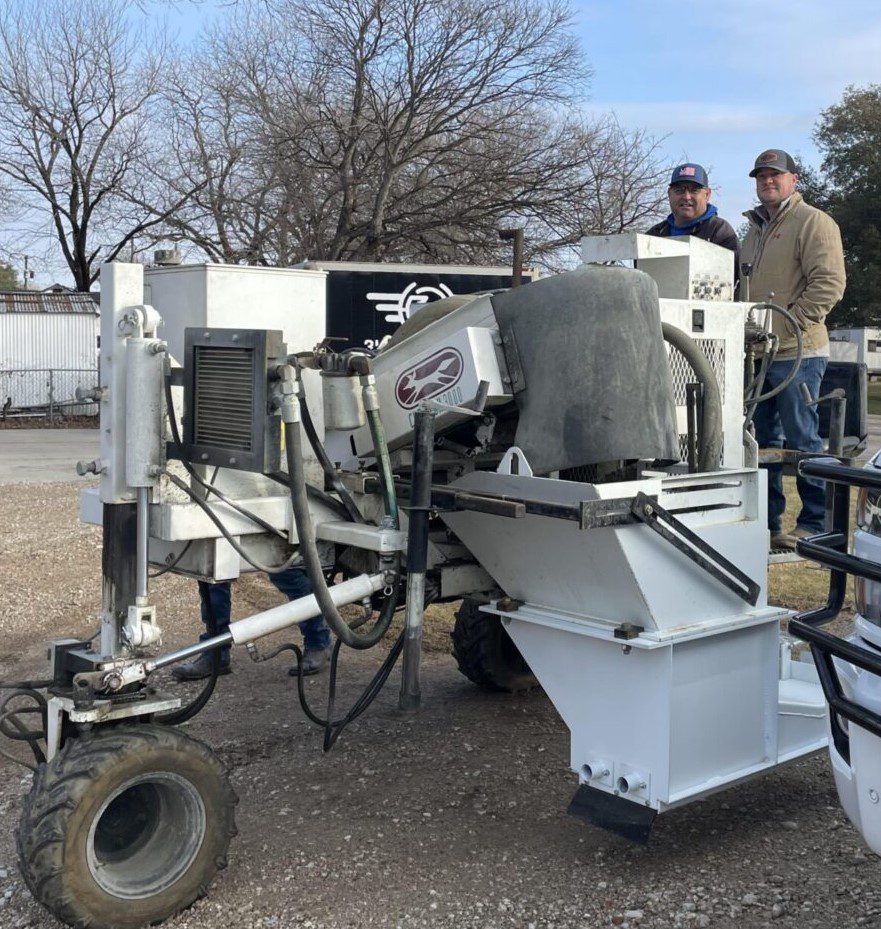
[{"xmin": 742, "ymin": 148, "xmax": 846, "ymax": 550}]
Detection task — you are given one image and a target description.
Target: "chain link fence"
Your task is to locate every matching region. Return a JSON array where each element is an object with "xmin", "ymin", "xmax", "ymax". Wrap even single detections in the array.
[{"xmin": 0, "ymin": 368, "xmax": 99, "ymax": 419}]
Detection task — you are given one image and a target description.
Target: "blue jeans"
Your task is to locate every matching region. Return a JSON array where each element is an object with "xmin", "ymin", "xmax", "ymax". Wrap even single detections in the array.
[
  {"xmin": 199, "ymin": 567, "xmax": 332, "ymax": 662},
  {"xmin": 753, "ymin": 356, "xmax": 827, "ymax": 534}
]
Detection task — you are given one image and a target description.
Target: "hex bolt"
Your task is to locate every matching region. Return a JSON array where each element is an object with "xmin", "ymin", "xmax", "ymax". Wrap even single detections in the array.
[
  {"xmin": 201, "ymin": 453, "xmax": 209, "ymax": 461},
  {"xmin": 229, "ymin": 457, "xmax": 237, "ymax": 466},
  {"xmin": 76, "ymin": 458, "xmax": 107, "ymax": 476}
]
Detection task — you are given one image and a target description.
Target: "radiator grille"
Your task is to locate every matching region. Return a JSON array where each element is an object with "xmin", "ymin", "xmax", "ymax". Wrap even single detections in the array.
[
  {"xmin": 668, "ymin": 338, "xmax": 726, "ymax": 405},
  {"xmin": 193, "ymin": 346, "xmax": 255, "ymax": 451}
]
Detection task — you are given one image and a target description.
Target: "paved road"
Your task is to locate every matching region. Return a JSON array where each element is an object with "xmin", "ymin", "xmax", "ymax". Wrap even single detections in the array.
[{"xmin": 0, "ymin": 429, "xmax": 98, "ymax": 483}]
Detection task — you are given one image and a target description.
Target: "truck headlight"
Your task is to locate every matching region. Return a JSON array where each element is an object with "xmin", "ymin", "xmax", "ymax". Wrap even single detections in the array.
[
  {"xmin": 856, "ymin": 486, "xmax": 881, "ymax": 623},
  {"xmin": 857, "ymin": 488, "xmax": 881, "ymax": 535},
  {"xmin": 855, "ymin": 575, "xmax": 881, "ymax": 623}
]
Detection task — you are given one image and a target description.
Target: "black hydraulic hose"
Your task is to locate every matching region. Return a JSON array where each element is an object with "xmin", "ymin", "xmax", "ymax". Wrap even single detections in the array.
[
  {"xmin": 662, "ymin": 322, "xmax": 723, "ymax": 472},
  {"xmin": 265, "ymin": 470, "xmax": 351, "ymax": 520},
  {"xmin": 157, "ymin": 581, "xmax": 221, "ymax": 725},
  {"xmin": 253, "ymin": 625, "xmax": 406, "ymax": 751},
  {"xmin": 284, "ymin": 419, "xmax": 400, "ymax": 649},
  {"xmin": 149, "ymin": 540, "xmax": 193, "ymax": 579},
  {"xmin": 164, "ymin": 470, "xmax": 305, "ymax": 574},
  {"xmin": 0, "ymin": 689, "xmax": 47, "ymax": 768},
  {"xmin": 745, "ymin": 302, "xmax": 805, "ymax": 405},
  {"xmin": 743, "ymin": 343, "xmax": 775, "ymax": 433},
  {"xmin": 294, "ymin": 372, "xmax": 364, "ymax": 524}
]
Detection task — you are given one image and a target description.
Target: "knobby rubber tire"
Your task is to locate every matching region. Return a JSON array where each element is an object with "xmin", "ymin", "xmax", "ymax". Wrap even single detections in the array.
[
  {"xmin": 451, "ymin": 599, "xmax": 539, "ymax": 693},
  {"xmin": 16, "ymin": 723, "xmax": 238, "ymax": 929}
]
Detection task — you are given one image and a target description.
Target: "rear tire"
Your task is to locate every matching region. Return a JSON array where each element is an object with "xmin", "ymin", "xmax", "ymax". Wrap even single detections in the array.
[
  {"xmin": 17, "ymin": 723, "xmax": 238, "ymax": 929},
  {"xmin": 451, "ymin": 598, "xmax": 539, "ymax": 693}
]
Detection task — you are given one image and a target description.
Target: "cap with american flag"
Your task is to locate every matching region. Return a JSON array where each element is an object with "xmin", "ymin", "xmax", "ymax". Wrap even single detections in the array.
[{"xmin": 669, "ymin": 163, "xmax": 709, "ymax": 188}]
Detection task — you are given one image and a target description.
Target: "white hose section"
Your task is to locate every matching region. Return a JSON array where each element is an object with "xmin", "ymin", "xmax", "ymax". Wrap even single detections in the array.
[{"xmin": 228, "ymin": 573, "xmax": 384, "ymax": 644}]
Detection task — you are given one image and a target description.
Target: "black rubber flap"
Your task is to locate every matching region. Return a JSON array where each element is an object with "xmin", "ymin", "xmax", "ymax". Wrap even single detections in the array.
[
  {"xmin": 567, "ymin": 783, "xmax": 657, "ymax": 845},
  {"xmin": 491, "ymin": 265, "xmax": 679, "ymax": 474}
]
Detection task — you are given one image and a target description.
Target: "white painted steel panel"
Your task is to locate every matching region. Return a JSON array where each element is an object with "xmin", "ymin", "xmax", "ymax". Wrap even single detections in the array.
[
  {"xmin": 441, "ymin": 469, "xmax": 768, "ymax": 634},
  {"xmin": 145, "ymin": 264, "xmax": 327, "ymax": 366},
  {"xmin": 581, "ymin": 233, "xmax": 736, "ymax": 301}
]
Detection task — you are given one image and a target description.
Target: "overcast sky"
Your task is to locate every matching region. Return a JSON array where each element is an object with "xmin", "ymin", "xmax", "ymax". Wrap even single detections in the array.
[{"xmin": 15, "ymin": 0, "xmax": 881, "ymax": 285}]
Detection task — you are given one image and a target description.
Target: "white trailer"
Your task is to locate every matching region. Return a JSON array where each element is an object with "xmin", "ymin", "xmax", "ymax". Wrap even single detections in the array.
[{"xmin": 830, "ymin": 327, "xmax": 881, "ymax": 376}]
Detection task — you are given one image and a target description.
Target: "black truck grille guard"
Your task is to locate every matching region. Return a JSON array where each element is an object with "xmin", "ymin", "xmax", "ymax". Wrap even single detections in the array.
[{"xmin": 790, "ymin": 457, "xmax": 881, "ymax": 764}]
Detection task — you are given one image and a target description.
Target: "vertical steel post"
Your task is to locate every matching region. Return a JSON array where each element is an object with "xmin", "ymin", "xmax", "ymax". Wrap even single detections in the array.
[
  {"xmin": 828, "ymin": 393, "xmax": 846, "ymax": 458},
  {"xmin": 399, "ymin": 408, "xmax": 435, "ymax": 711},
  {"xmin": 100, "ymin": 502, "xmax": 138, "ymax": 657}
]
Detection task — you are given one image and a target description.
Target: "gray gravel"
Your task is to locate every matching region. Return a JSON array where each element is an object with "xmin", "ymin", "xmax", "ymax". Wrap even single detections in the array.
[{"xmin": 1, "ymin": 482, "xmax": 880, "ymax": 929}]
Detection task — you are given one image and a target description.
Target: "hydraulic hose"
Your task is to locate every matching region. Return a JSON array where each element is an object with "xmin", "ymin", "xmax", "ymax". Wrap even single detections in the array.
[
  {"xmin": 163, "ymin": 470, "xmax": 306, "ymax": 574},
  {"xmin": 157, "ymin": 581, "xmax": 222, "ymax": 726},
  {"xmin": 662, "ymin": 322, "xmax": 723, "ymax": 473},
  {"xmin": 366, "ymin": 407, "xmax": 399, "ymax": 526},
  {"xmin": 293, "ymin": 366, "xmax": 365, "ymax": 525},
  {"xmin": 283, "ymin": 416, "xmax": 400, "ymax": 649},
  {"xmin": 745, "ymin": 302, "xmax": 805, "ymax": 406}
]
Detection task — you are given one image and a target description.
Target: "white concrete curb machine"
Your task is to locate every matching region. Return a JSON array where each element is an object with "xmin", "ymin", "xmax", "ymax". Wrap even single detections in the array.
[{"xmin": 1, "ymin": 235, "xmax": 872, "ymax": 928}]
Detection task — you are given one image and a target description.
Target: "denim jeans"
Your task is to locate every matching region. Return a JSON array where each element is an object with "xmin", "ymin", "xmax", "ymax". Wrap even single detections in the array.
[
  {"xmin": 752, "ymin": 356, "xmax": 827, "ymax": 534},
  {"xmin": 199, "ymin": 567, "xmax": 332, "ymax": 662}
]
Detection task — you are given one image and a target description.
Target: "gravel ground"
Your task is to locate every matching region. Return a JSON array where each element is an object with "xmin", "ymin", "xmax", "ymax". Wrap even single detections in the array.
[{"xmin": 0, "ymin": 482, "xmax": 880, "ymax": 929}]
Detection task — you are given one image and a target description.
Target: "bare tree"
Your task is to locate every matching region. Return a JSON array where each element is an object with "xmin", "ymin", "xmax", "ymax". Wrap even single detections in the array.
[
  {"xmin": 158, "ymin": 0, "xmax": 667, "ymax": 269},
  {"xmin": 0, "ymin": 0, "xmax": 193, "ymax": 290}
]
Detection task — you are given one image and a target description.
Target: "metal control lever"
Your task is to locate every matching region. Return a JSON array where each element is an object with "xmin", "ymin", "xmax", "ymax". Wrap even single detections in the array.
[
  {"xmin": 800, "ymin": 384, "xmax": 847, "ymax": 457},
  {"xmin": 630, "ymin": 492, "xmax": 761, "ymax": 606}
]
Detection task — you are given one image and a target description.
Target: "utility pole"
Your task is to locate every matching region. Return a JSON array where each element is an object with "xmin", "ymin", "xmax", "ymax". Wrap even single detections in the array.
[{"xmin": 22, "ymin": 255, "xmax": 31, "ymax": 290}]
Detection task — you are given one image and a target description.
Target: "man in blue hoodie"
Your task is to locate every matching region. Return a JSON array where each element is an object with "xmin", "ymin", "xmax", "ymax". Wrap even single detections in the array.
[{"xmin": 647, "ymin": 163, "xmax": 740, "ymax": 295}]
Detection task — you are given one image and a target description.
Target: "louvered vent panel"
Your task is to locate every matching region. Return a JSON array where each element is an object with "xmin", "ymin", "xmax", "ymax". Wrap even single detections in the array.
[{"xmin": 193, "ymin": 346, "xmax": 255, "ymax": 451}]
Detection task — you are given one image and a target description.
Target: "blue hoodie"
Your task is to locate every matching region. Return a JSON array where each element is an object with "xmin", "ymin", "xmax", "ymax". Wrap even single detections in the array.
[{"xmin": 666, "ymin": 203, "xmax": 719, "ymax": 237}]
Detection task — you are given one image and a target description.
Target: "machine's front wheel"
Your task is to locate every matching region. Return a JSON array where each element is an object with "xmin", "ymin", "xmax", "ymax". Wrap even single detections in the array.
[
  {"xmin": 451, "ymin": 598, "xmax": 539, "ymax": 693},
  {"xmin": 17, "ymin": 723, "xmax": 237, "ymax": 929}
]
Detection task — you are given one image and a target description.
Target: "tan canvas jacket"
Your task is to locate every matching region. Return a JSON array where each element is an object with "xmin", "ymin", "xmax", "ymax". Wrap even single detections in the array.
[{"xmin": 741, "ymin": 192, "xmax": 845, "ymax": 357}]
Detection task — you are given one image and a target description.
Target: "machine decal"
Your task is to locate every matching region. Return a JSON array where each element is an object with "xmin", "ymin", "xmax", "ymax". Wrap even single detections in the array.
[
  {"xmin": 367, "ymin": 281, "xmax": 454, "ymax": 326},
  {"xmin": 394, "ymin": 348, "xmax": 464, "ymax": 409}
]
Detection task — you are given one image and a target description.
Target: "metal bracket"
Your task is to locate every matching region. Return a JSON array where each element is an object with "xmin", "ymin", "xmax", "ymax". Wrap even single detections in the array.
[
  {"xmin": 497, "ymin": 446, "xmax": 533, "ymax": 477},
  {"xmin": 579, "ymin": 497, "xmax": 642, "ymax": 530},
  {"xmin": 630, "ymin": 492, "xmax": 761, "ymax": 606},
  {"xmin": 497, "ymin": 323, "xmax": 527, "ymax": 393}
]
